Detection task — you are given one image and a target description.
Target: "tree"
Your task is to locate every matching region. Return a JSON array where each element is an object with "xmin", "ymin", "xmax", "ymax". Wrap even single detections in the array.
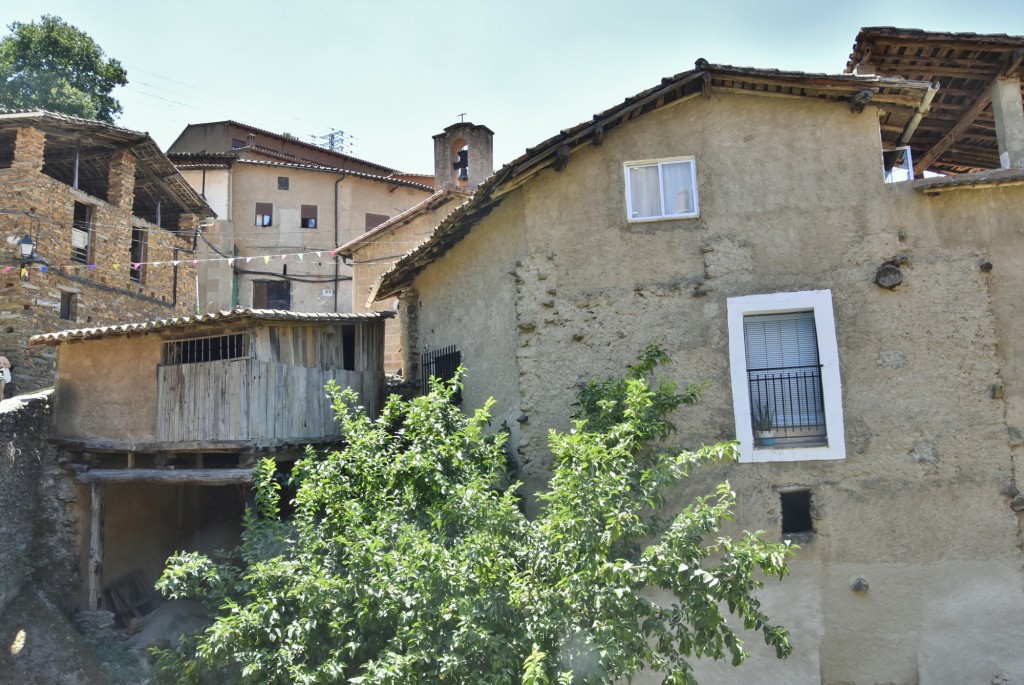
[
  {"xmin": 0, "ymin": 15, "xmax": 127, "ymax": 122},
  {"xmin": 156, "ymin": 346, "xmax": 794, "ymax": 684}
]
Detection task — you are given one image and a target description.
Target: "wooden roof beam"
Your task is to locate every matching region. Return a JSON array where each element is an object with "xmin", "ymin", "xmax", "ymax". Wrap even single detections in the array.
[{"xmin": 914, "ymin": 50, "xmax": 1024, "ymax": 174}]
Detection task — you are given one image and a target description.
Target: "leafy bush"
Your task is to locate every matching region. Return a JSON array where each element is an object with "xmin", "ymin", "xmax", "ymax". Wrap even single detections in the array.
[{"xmin": 156, "ymin": 345, "xmax": 793, "ymax": 684}]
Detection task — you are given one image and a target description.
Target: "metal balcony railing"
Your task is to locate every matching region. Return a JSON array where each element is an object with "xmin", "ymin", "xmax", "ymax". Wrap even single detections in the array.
[{"xmin": 748, "ymin": 364, "xmax": 826, "ymax": 441}]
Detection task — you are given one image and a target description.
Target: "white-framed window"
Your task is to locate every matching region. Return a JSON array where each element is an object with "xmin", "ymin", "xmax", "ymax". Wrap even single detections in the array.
[
  {"xmin": 727, "ymin": 289, "xmax": 845, "ymax": 463},
  {"xmin": 624, "ymin": 157, "xmax": 698, "ymax": 221}
]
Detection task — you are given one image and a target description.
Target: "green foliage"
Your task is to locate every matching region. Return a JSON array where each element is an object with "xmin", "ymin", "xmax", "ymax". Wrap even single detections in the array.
[
  {"xmin": 156, "ymin": 347, "xmax": 793, "ymax": 684},
  {"xmin": 751, "ymin": 399, "xmax": 775, "ymax": 432},
  {"xmin": 0, "ymin": 15, "xmax": 127, "ymax": 121}
]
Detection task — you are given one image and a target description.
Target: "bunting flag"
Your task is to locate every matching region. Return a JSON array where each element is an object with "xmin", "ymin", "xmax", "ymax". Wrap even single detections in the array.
[{"xmin": 5, "ymin": 246, "xmax": 349, "ymax": 275}]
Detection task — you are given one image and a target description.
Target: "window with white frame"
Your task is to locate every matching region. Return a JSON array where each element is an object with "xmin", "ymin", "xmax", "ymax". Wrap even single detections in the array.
[
  {"xmin": 727, "ymin": 290, "xmax": 845, "ymax": 463},
  {"xmin": 624, "ymin": 157, "xmax": 698, "ymax": 221}
]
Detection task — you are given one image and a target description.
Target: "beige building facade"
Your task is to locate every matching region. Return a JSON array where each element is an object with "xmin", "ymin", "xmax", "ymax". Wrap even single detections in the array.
[
  {"xmin": 375, "ymin": 33, "xmax": 1024, "ymax": 685},
  {"xmin": 168, "ymin": 121, "xmax": 434, "ymax": 314}
]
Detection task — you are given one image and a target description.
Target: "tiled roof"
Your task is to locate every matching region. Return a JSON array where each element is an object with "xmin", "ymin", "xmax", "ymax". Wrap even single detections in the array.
[
  {"xmin": 912, "ymin": 168, "xmax": 1024, "ymax": 193},
  {"xmin": 335, "ymin": 186, "xmax": 472, "ymax": 256},
  {"xmin": 194, "ymin": 119, "xmax": 402, "ymax": 174},
  {"xmin": 29, "ymin": 308, "xmax": 394, "ymax": 346},
  {"xmin": 0, "ymin": 109, "xmax": 215, "ymax": 219},
  {"xmin": 234, "ymin": 159, "xmax": 436, "ymax": 192},
  {"xmin": 372, "ymin": 61, "xmax": 935, "ymax": 300},
  {"xmin": 847, "ymin": 27, "xmax": 1024, "ymax": 175}
]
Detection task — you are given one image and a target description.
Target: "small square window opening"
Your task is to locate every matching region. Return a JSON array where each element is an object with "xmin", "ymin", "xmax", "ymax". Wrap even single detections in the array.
[
  {"xmin": 780, "ymin": 490, "xmax": 813, "ymax": 535},
  {"xmin": 278, "ymin": 176, "xmax": 289, "ymax": 190}
]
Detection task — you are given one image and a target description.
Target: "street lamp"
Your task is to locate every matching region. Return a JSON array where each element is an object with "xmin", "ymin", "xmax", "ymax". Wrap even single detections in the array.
[{"xmin": 18, "ymin": 235, "xmax": 36, "ymax": 281}]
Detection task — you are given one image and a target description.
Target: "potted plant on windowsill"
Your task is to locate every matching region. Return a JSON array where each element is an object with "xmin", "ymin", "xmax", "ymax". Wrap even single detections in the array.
[{"xmin": 752, "ymin": 400, "xmax": 776, "ymax": 446}]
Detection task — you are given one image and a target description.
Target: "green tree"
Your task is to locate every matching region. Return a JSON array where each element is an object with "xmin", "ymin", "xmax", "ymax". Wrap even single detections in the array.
[
  {"xmin": 0, "ymin": 15, "xmax": 127, "ymax": 122},
  {"xmin": 156, "ymin": 346, "xmax": 793, "ymax": 684}
]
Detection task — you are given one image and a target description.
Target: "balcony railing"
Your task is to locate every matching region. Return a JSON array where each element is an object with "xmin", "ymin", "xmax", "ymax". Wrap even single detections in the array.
[{"xmin": 748, "ymin": 364, "xmax": 826, "ymax": 444}]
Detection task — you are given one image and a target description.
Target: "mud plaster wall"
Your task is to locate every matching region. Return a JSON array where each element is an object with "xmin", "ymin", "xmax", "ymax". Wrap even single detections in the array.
[
  {"xmin": 52, "ymin": 335, "xmax": 161, "ymax": 442},
  {"xmin": 410, "ymin": 93, "xmax": 1024, "ymax": 684},
  {"xmin": 0, "ymin": 392, "xmax": 80, "ymax": 619}
]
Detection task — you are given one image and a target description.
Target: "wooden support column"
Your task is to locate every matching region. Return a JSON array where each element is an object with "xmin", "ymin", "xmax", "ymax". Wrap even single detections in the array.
[
  {"xmin": 88, "ymin": 483, "xmax": 104, "ymax": 611},
  {"xmin": 991, "ymin": 74, "xmax": 1024, "ymax": 169}
]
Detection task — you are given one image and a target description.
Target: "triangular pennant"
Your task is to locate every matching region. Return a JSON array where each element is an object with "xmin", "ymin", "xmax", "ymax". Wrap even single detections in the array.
[
  {"xmin": 112, "ymin": 263, "xmax": 119, "ymax": 270},
  {"xmin": 280, "ymin": 254, "xmax": 288, "ymax": 261},
  {"xmin": 154, "ymin": 262, "xmax": 162, "ymax": 267},
  {"xmin": 1, "ymin": 266, "xmax": 10, "ymax": 273},
  {"xmin": 315, "ymin": 251, "xmax": 322, "ymax": 258},
  {"xmin": 40, "ymin": 266, "xmax": 48, "ymax": 273},
  {"xmin": 263, "ymin": 255, "xmax": 270, "ymax": 264},
  {"xmin": 172, "ymin": 260, "xmax": 181, "ymax": 267},
  {"xmin": 192, "ymin": 259, "xmax": 199, "ymax": 265},
  {"xmin": 88, "ymin": 264, "xmax": 96, "ymax": 270},
  {"xmin": 246, "ymin": 257, "xmax": 253, "ymax": 264},
  {"xmin": 20, "ymin": 267, "xmax": 27, "ymax": 279},
  {"xmin": 228, "ymin": 258, "xmax": 236, "ymax": 265},
  {"xmin": 297, "ymin": 253, "xmax": 304, "ymax": 261},
  {"xmin": 132, "ymin": 263, "xmax": 141, "ymax": 270}
]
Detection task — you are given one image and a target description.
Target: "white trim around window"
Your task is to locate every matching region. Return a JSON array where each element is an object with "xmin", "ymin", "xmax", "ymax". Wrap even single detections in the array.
[
  {"xmin": 727, "ymin": 289, "xmax": 846, "ymax": 463},
  {"xmin": 624, "ymin": 156, "xmax": 699, "ymax": 222}
]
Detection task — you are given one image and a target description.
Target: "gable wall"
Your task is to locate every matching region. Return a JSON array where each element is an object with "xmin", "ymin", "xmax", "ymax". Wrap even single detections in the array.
[{"xmin": 411, "ymin": 91, "xmax": 1024, "ymax": 684}]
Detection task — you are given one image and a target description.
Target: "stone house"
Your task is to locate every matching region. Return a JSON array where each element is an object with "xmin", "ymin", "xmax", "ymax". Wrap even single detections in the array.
[
  {"xmin": 336, "ymin": 121, "xmax": 492, "ymax": 374},
  {"xmin": 27, "ymin": 307, "xmax": 391, "ymax": 615},
  {"xmin": 372, "ymin": 28, "xmax": 1024, "ymax": 684},
  {"xmin": 166, "ymin": 120, "xmax": 436, "ymax": 315},
  {"xmin": 0, "ymin": 110, "xmax": 215, "ymax": 391}
]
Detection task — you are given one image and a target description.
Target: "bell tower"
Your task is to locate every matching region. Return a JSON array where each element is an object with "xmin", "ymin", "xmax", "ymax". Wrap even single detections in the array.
[{"xmin": 433, "ymin": 121, "xmax": 494, "ymax": 190}]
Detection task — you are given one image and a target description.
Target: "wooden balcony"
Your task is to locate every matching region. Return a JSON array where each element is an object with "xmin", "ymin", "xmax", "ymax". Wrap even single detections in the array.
[{"xmin": 156, "ymin": 358, "xmax": 382, "ymax": 444}]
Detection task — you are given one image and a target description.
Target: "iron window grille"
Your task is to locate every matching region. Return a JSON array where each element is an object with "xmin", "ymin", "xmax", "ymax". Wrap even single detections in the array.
[
  {"xmin": 422, "ymin": 345, "xmax": 462, "ymax": 404},
  {"xmin": 164, "ymin": 333, "xmax": 248, "ymax": 365}
]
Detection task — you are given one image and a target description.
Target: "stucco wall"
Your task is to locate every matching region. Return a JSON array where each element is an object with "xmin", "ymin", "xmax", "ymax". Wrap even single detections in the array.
[
  {"xmin": 409, "ymin": 92, "xmax": 1024, "ymax": 683},
  {"xmin": 52, "ymin": 335, "xmax": 161, "ymax": 442},
  {"xmin": 191, "ymin": 163, "xmax": 430, "ymax": 314},
  {"xmin": 349, "ymin": 196, "xmax": 464, "ymax": 373}
]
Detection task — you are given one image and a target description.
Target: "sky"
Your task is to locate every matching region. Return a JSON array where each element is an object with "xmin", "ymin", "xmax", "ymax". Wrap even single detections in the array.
[{"xmin": 7, "ymin": 0, "xmax": 1024, "ymax": 174}]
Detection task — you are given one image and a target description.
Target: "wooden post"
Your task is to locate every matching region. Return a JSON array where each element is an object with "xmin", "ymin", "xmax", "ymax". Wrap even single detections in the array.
[{"xmin": 88, "ymin": 483, "xmax": 104, "ymax": 611}]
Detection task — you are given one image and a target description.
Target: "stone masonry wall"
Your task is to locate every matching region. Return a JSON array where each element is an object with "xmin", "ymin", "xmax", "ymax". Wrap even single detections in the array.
[
  {"xmin": 0, "ymin": 391, "xmax": 79, "ymax": 618},
  {"xmin": 0, "ymin": 128, "xmax": 198, "ymax": 392}
]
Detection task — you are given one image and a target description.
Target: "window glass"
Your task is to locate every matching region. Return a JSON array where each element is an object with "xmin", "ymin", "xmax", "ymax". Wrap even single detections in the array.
[{"xmin": 625, "ymin": 158, "xmax": 698, "ymax": 221}]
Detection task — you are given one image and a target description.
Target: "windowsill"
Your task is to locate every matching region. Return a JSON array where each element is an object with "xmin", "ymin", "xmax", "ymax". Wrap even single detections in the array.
[
  {"xmin": 745, "ymin": 442, "xmax": 844, "ymax": 463},
  {"xmin": 627, "ymin": 213, "xmax": 700, "ymax": 223}
]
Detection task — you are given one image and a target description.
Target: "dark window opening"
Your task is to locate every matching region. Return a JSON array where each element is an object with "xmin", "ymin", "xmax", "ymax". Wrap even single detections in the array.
[
  {"xmin": 255, "ymin": 202, "xmax": 273, "ymax": 227},
  {"xmin": 341, "ymin": 325, "xmax": 355, "ymax": 371},
  {"xmin": 277, "ymin": 176, "xmax": 289, "ymax": 190},
  {"xmin": 129, "ymin": 226, "xmax": 146, "ymax": 283},
  {"xmin": 301, "ymin": 204, "xmax": 318, "ymax": 229},
  {"xmin": 59, "ymin": 292, "xmax": 76, "ymax": 320},
  {"xmin": 71, "ymin": 201, "xmax": 92, "ymax": 264},
  {"xmin": 422, "ymin": 345, "xmax": 462, "ymax": 404},
  {"xmin": 253, "ymin": 280, "xmax": 290, "ymax": 310},
  {"xmin": 231, "ymin": 138, "xmax": 247, "ymax": 150},
  {"xmin": 164, "ymin": 333, "xmax": 247, "ymax": 365},
  {"xmin": 365, "ymin": 213, "xmax": 389, "ymax": 231},
  {"xmin": 780, "ymin": 490, "xmax": 813, "ymax": 535}
]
